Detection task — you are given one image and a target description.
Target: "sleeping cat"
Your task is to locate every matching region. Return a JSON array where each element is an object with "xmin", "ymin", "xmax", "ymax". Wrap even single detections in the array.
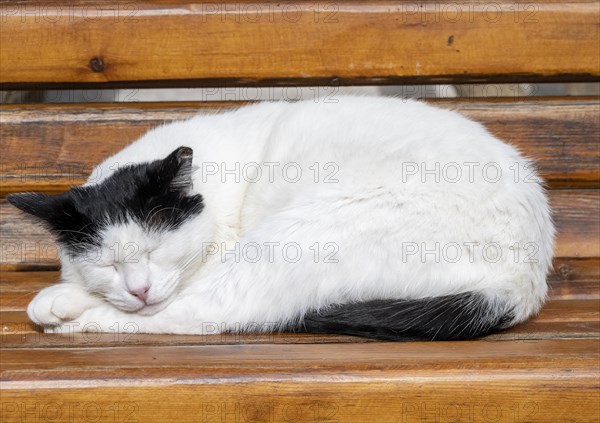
[{"xmin": 8, "ymin": 96, "xmax": 555, "ymax": 340}]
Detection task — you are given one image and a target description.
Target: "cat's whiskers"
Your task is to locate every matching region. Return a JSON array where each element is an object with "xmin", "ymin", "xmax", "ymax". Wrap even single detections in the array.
[
  {"xmin": 146, "ymin": 206, "xmax": 184, "ymax": 229},
  {"xmin": 159, "ymin": 272, "xmax": 181, "ymax": 299},
  {"xmin": 105, "ymin": 289, "xmax": 148, "ymax": 312},
  {"xmin": 54, "ymin": 228, "xmax": 97, "ymax": 243},
  {"xmin": 177, "ymin": 247, "xmax": 205, "ymax": 276},
  {"xmin": 145, "ymin": 205, "xmax": 167, "ymax": 225}
]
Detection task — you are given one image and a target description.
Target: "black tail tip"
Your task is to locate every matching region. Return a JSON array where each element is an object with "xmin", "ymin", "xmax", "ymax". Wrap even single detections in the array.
[{"xmin": 296, "ymin": 292, "xmax": 514, "ymax": 341}]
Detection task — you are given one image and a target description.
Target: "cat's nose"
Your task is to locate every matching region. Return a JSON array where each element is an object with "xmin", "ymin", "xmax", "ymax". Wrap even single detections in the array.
[{"xmin": 130, "ymin": 287, "xmax": 149, "ymax": 303}]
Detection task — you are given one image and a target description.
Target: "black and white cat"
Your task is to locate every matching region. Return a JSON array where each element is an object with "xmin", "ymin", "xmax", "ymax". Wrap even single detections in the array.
[{"xmin": 9, "ymin": 96, "xmax": 555, "ymax": 340}]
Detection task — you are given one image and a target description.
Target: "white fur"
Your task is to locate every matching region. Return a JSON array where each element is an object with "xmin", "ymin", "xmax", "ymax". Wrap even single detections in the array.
[{"xmin": 32, "ymin": 96, "xmax": 555, "ymax": 334}]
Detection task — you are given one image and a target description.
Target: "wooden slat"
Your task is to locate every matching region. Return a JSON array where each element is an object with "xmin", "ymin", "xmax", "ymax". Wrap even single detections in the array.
[
  {"xmin": 1, "ymin": 340, "xmax": 599, "ymax": 423},
  {"xmin": 1, "ymin": 1, "xmax": 599, "ymax": 88},
  {"xmin": 549, "ymin": 279, "xmax": 600, "ymax": 301},
  {"xmin": 0, "ymin": 103, "xmax": 221, "ymax": 196},
  {"xmin": 3, "ymin": 320, "xmax": 598, "ymax": 347},
  {"xmin": 2, "ymin": 378, "xmax": 598, "ymax": 423},
  {"xmin": 2, "ymin": 189, "xmax": 597, "ymax": 270},
  {"xmin": 0, "ymin": 271, "xmax": 57, "ymax": 293},
  {"xmin": 3, "ymin": 338, "xmax": 598, "ymax": 375},
  {"xmin": 551, "ymin": 257, "xmax": 600, "ymax": 283},
  {"xmin": 443, "ymin": 98, "xmax": 600, "ymax": 189},
  {"xmin": 1, "ymin": 98, "xmax": 599, "ymax": 195},
  {"xmin": 533, "ymin": 299, "xmax": 599, "ymax": 322},
  {"xmin": 552, "ymin": 190, "xmax": 600, "ymax": 258}
]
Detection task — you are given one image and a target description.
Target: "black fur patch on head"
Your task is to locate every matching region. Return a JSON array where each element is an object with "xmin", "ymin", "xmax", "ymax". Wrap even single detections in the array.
[{"xmin": 7, "ymin": 146, "xmax": 204, "ymax": 254}]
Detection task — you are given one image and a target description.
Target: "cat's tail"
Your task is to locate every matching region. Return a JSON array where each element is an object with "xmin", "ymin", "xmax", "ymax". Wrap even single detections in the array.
[{"xmin": 297, "ymin": 292, "xmax": 514, "ymax": 341}]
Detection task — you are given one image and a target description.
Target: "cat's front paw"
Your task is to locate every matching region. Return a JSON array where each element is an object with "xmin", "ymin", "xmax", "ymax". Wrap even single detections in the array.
[
  {"xmin": 27, "ymin": 283, "xmax": 102, "ymax": 327},
  {"xmin": 44, "ymin": 305, "xmax": 143, "ymax": 335}
]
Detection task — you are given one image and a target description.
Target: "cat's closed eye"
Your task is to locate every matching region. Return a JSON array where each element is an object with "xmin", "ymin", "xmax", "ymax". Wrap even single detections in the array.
[{"xmin": 98, "ymin": 262, "xmax": 117, "ymax": 271}]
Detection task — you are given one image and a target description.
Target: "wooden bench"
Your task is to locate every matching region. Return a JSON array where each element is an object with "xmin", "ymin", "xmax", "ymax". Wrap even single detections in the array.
[{"xmin": 1, "ymin": 2, "xmax": 599, "ymax": 422}]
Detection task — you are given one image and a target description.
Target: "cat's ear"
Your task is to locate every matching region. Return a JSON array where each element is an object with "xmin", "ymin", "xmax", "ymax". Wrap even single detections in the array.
[
  {"xmin": 161, "ymin": 146, "xmax": 195, "ymax": 192},
  {"xmin": 6, "ymin": 192, "xmax": 66, "ymax": 226}
]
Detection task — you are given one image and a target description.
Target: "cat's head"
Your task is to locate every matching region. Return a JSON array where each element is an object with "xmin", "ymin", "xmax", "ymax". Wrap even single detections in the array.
[{"xmin": 8, "ymin": 146, "xmax": 212, "ymax": 315}]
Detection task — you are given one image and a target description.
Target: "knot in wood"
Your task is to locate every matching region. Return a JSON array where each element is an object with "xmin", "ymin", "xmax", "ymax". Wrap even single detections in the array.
[{"xmin": 89, "ymin": 57, "xmax": 105, "ymax": 73}]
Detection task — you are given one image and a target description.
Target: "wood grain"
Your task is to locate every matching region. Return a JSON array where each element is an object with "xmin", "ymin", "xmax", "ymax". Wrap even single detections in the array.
[
  {"xmin": 0, "ymin": 1, "xmax": 599, "ymax": 88},
  {"xmin": 1, "ymin": 98, "xmax": 599, "ymax": 195},
  {"xmin": 1, "ymin": 380, "xmax": 599, "ymax": 423},
  {"xmin": 446, "ymin": 98, "xmax": 600, "ymax": 189},
  {"xmin": 2, "ymin": 338, "xmax": 598, "ymax": 375},
  {"xmin": 1, "ymin": 340, "xmax": 599, "ymax": 423},
  {"xmin": 552, "ymin": 190, "xmax": 600, "ymax": 258},
  {"xmin": 551, "ymin": 257, "xmax": 600, "ymax": 285}
]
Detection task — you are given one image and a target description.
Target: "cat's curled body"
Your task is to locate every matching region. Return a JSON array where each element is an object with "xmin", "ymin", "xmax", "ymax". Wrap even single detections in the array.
[{"xmin": 10, "ymin": 96, "xmax": 555, "ymax": 340}]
